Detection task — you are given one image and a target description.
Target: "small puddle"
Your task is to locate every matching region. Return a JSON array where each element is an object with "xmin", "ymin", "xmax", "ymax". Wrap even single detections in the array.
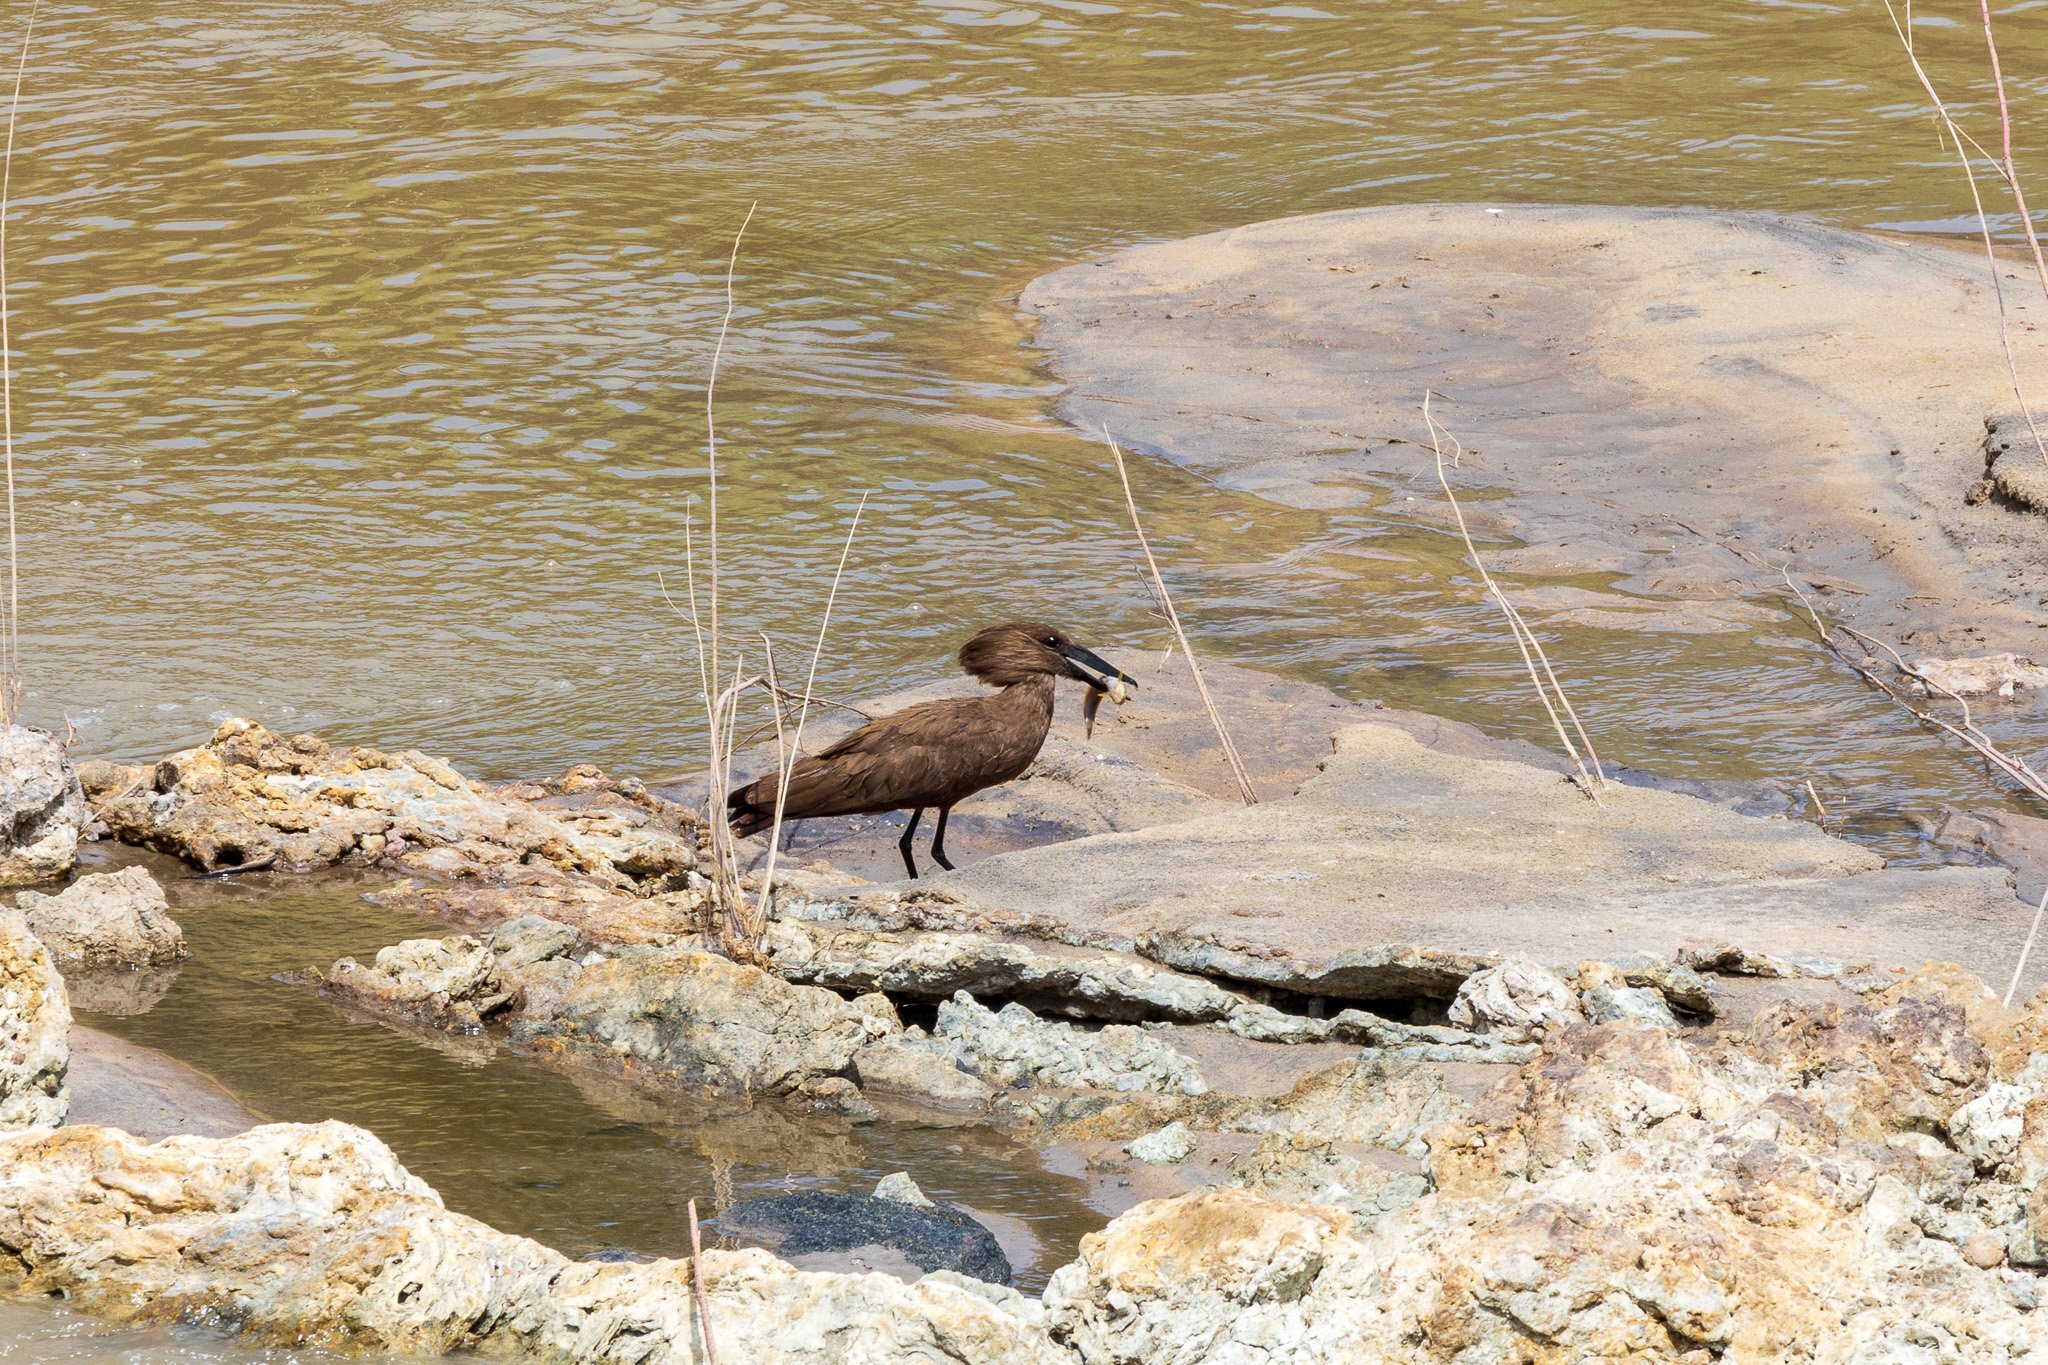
[{"xmin": 73, "ymin": 852, "xmax": 1106, "ymax": 1307}]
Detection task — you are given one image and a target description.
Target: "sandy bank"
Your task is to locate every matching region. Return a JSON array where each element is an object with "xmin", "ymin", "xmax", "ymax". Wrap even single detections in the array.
[{"xmin": 1024, "ymin": 204, "xmax": 2048, "ymax": 653}]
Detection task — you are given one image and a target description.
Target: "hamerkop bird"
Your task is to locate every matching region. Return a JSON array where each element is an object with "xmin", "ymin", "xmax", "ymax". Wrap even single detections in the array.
[{"xmin": 727, "ymin": 621, "xmax": 1135, "ymax": 878}]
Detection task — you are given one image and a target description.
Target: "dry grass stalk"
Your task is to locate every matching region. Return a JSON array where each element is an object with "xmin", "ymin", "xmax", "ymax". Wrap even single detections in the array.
[
  {"xmin": 1101, "ymin": 428, "xmax": 1258, "ymax": 805},
  {"xmin": 2007, "ymin": 886, "xmax": 2048, "ymax": 1009},
  {"xmin": 1421, "ymin": 394, "xmax": 1606, "ymax": 798},
  {"xmin": 682, "ymin": 206, "xmax": 758, "ymax": 957},
  {"xmin": 675, "ymin": 206, "xmax": 870, "ymax": 958},
  {"xmin": 1804, "ymin": 778, "xmax": 1830, "ymax": 826},
  {"xmin": 749, "ymin": 492, "xmax": 867, "ymax": 929},
  {"xmin": 1883, "ymin": 0, "xmax": 2048, "ymax": 469},
  {"xmin": 1781, "ymin": 571, "xmax": 2048, "ymax": 808},
  {"xmin": 0, "ymin": 4, "xmax": 37, "ymax": 727},
  {"xmin": 687, "ymin": 1197, "xmax": 720, "ymax": 1365}
]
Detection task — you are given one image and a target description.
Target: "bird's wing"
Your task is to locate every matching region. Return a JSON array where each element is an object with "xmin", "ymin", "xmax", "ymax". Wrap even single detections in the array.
[{"xmin": 740, "ymin": 696, "xmax": 1030, "ymax": 818}]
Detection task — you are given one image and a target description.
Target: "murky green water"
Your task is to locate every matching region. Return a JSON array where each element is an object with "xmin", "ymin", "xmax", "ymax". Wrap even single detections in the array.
[{"xmin": 9, "ymin": 1, "xmax": 2048, "ymax": 1356}]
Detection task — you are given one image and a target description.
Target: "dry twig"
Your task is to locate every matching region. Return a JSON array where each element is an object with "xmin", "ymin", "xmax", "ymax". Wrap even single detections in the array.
[
  {"xmin": 1421, "ymin": 394, "xmax": 1605, "ymax": 798},
  {"xmin": 1781, "ymin": 571, "xmax": 2048, "ymax": 805},
  {"xmin": 2007, "ymin": 886, "xmax": 2048, "ymax": 1009},
  {"xmin": 1101, "ymin": 428, "xmax": 1257, "ymax": 805},
  {"xmin": 750, "ymin": 492, "xmax": 868, "ymax": 927},
  {"xmin": 1883, "ymin": 0, "xmax": 2048, "ymax": 470},
  {"xmin": 688, "ymin": 1198, "xmax": 720, "ymax": 1365},
  {"xmin": 0, "ymin": 3, "xmax": 38, "ymax": 725}
]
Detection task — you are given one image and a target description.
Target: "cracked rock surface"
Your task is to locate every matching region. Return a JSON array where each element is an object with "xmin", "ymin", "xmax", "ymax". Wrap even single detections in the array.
[
  {"xmin": 0, "ymin": 912, "xmax": 66, "ymax": 1130},
  {"xmin": 16, "ymin": 866, "xmax": 184, "ymax": 967},
  {"xmin": 0, "ymin": 1121, "xmax": 1065, "ymax": 1363},
  {"xmin": 79, "ymin": 718, "xmax": 696, "ymax": 886},
  {"xmin": 0, "ymin": 727, "xmax": 84, "ymax": 888}
]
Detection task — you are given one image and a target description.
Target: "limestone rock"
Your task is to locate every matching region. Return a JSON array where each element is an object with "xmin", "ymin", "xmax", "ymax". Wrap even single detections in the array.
[
  {"xmin": 1909, "ymin": 652, "xmax": 2048, "ymax": 699},
  {"xmin": 1324, "ymin": 1010, "xmax": 1540, "ymax": 1063},
  {"xmin": 511, "ymin": 947, "xmax": 891, "ymax": 1097},
  {"xmin": 1446, "ymin": 955, "xmax": 1581, "ymax": 1043},
  {"xmin": 16, "ymin": 866, "xmax": 184, "ymax": 966},
  {"xmin": 769, "ymin": 913, "xmax": 1296, "ymax": 1031},
  {"xmin": 0, "ymin": 912, "xmax": 66, "ymax": 1129},
  {"xmin": 0, "ymin": 727, "xmax": 83, "ymax": 887},
  {"xmin": 79, "ymin": 719, "xmax": 695, "ymax": 887},
  {"xmin": 1227, "ymin": 1133, "xmax": 1427, "ymax": 1230},
  {"xmin": 934, "ymin": 992, "xmax": 1206, "ymax": 1096},
  {"xmin": 1430, "ymin": 1020, "xmax": 1737, "ymax": 1196},
  {"xmin": 1578, "ymin": 960, "xmax": 1680, "ymax": 1029},
  {"xmin": 1604, "ymin": 950, "xmax": 1718, "ymax": 1016},
  {"xmin": 876, "ymin": 1171, "xmax": 935, "ymax": 1208},
  {"xmin": 854, "ymin": 1036, "xmax": 996, "ymax": 1111},
  {"xmin": 793, "ymin": 1075, "xmax": 881, "ymax": 1122},
  {"xmin": 1677, "ymin": 940, "xmax": 1854, "ymax": 981},
  {"xmin": 318, "ymin": 915, "xmax": 582, "ymax": 1034},
  {"xmin": 323, "ymin": 935, "xmax": 503, "ymax": 1030},
  {"xmin": 1233, "ymin": 1055, "xmax": 1461, "ymax": 1152},
  {"xmin": 0, "ymin": 1121, "xmax": 1065, "ymax": 1361},
  {"xmin": 1042, "ymin": 1188, "xmax": 1369, "ymax": 1362},
  {"xmin": 1125, "ymin": 1121, "xmax": 1195, "ymax": 1164}
]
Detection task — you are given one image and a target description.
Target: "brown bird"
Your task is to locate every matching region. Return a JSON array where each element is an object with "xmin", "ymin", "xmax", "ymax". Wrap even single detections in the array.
[{"xmin": 727, "ymin": 621, "xmax": 1135, "ymax": 878}]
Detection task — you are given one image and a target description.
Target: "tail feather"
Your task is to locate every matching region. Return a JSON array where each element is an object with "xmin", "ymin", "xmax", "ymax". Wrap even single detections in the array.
[{"xmin": 726, "ymin": 775, "xmax": 776, "ymax": 839}]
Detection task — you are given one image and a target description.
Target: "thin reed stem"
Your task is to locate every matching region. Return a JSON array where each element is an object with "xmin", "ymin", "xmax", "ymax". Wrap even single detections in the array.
[
  {"xmin": 704, "ymin": 203, "xmax": 755, "ymax": 723},
  {"xmin": 1780, "ymin": 571, "xmax": 2048, "ymax": 807},
  {"xmin": 2007, "ymin": 886, "xmax": 2048, "ymax": 1009},
  {"xmin": 687, "ymin": 1198, "xmax": 720, "ymax": 1365},
  {"xmin": 1101, "ymin": 429, "xmax": 1257, "ymax": 805},
  {"xmin": 1422, "ymin": 394, "xmax": 1604, "ymax": 798},
  {"xmin": 0, "ymin": 3, "xmax": 38, "ymax": 726},
  {"xmin": 753, "ymin": 492, "xmax": 867, "ymax": 924},
  {"xmin": 1884, "ymin": 0, "xmax": 2048, "ymax": 469}
]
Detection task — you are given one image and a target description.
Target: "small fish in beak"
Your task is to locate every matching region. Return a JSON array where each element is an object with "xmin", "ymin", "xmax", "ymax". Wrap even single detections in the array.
[{"xmin": 1081, "ymin": 674, "xmax": 1131, "ymax": 739}]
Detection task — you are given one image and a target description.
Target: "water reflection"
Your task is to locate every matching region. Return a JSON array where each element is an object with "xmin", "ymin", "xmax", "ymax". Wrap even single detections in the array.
[{"xmin": 77, "ymin": 855, "xmax": 1102, "ymax": 1299}]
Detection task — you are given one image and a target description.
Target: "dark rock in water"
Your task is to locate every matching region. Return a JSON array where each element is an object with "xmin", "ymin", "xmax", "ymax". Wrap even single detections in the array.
[{"xmin": 715, "ymin": 1191, "xmax": 1011, "ymax": 1285}]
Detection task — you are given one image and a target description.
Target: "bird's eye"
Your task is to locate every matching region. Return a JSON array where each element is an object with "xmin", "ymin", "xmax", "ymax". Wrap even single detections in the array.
[{"xmin": 1045, "ymin": 634, "xmax": 1059, "ymax": 646}]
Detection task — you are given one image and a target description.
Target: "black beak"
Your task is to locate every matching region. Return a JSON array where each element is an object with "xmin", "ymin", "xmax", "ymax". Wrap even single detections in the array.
[{"xmin": 1060, "ymin": 642, "xmax": 1136, "ymax": 694}]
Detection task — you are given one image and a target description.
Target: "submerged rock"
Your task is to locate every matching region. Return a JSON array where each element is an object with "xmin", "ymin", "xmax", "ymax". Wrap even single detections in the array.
[
  {"xmin": 0, "ymin": 1121, "xmax": 1063, "ymax": 1361},
  {"xmin": 0, "ymin": 727, "xmax": 84, "ymax": 887},
  {"xmin": 0, "ymin": 912, "xmax": 65, "ymax": 1129},
  {"xmin": 79, "ymin": 719, "xmax": 696, "ymax": 886},
  {"xmin": 717, "ymin": 1190, "xmax": 1012, "ymax": 1285},
  {"xmin": 16, "ymin": 866, "xmax": 184, "ymax": 967},
  {"xmin": 1909, "ymin": 651, "xmax": 2048, "ymax": 699}
]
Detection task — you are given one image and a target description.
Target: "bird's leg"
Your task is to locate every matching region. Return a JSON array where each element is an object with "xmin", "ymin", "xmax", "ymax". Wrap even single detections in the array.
[
  {"xmin": 930, "ymin": 805, "xmax": 955, "ymax": 872},
  {"xmin": 778, "ymin": 818, "xmax": 801, "ymax": 854},
  {"xmin": 898, "ymin": 808, "xmax": 924, "ymax": 879}
]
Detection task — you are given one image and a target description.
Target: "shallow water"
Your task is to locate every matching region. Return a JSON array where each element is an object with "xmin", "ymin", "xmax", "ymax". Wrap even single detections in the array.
[
  {"xmin": 72, "ymin": 851, "xmax": 1103, "ymax": 1303},
  {"xmin": 11, "ymin": 2, "xmax": 2048, "ymax": 1356}
]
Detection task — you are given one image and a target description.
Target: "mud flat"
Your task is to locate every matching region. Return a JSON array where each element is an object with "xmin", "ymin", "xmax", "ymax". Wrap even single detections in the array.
[{"xmin": 1024, "ymin": 204, "xmax": 2048, "ymax": 653}]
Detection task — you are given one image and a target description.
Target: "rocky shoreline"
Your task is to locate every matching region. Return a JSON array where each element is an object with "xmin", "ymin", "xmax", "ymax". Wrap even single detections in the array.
[
  {"xmin": 19, "ymin": 195, "xmax": 2048, "ymax": 1353},
  {"xmin": 0, "ymin": 651, "xmax": 2043, "ymax": 1358}
]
